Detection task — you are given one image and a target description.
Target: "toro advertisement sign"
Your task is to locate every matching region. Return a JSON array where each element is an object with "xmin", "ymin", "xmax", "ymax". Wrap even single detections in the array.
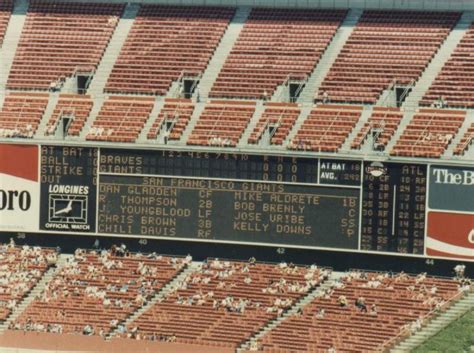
[{"xmin": 0, "ymin": 144, "xmax": 40, "ymax": 231}]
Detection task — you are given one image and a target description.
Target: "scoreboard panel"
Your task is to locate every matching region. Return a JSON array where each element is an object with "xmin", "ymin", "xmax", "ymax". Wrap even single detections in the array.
[
  {"xmin": 361, "ymin": 163, "xmax": 427, "ymax": 255},
  {"xmin": 1, "ymin": 143, "xmax": 471, "ymax": 261},
  {"xmin": 98, "ymin": 174, "xmax": 359, "ymax": 249}
]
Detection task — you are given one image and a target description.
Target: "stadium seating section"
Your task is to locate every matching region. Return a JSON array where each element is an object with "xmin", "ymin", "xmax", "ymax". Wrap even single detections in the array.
[
  {"xmin": 85, "ymin": 96, "xmax": 154, "ymax": 143},
  {"xmin": 0, "ymin": 92, "xmax": 48, "ymax": 138},
  {"xmin": 248, "ymin": 102, "xmax": 300, "ymax": 145},
  {"xmin": 318, "ymin": 11, "xmax": 461, "ymax": 104},
  {"xmin": 147, "ymin": 98, "xmax": 195, "ymax": 141},
  {"xmin": 45, "ymin": 94, "xmax": 93, "ymax": 136},
  {"xmin": 0, "ymin": 0, "xmax": 12, "ymax": 46},
  {"xmin": 187, "ymin": 100, "xmax": 256, "ymax": 147},
  {"xmin": 351, "ymin": 106, "xmax": 404, "ymax": 150},
  {"xmin": 121, "ymin": 260, "xmax": 328, "ymax": 347},
  {"xmin": 289, "ymin": 104, "xmax": 363, "ymax": 152},
  {"xmin": 454, "ymin": 122, "xmax": 474, "ymax": 155},
  {"xmin": 13, "ymin": 250, "xmax": 187, "ymax": 335},
  {"xmin": 255, "ymin": 271, "xmax": 461, "ymax": 352},
  {"xmin": 6, "ymin": 1, "xmax": 123, "ymax": 90},
  {"xmin": 0, "ymin": 3, "xmax": 471, "ymax": 160},
  {"xmin": 210, "ymin": 8, "xmax": 347, "ymax": 100},
  {"xmin": 0, "ymin": 244, "xmax": 57, "ymax": 321},
  {"xmin": 105, "ymin": 5, "xmax": 235, "ymax": 95},
  {"xmin": 391, "ymin": 108, "xmax": 466, "ymax": 158},
  {"xmin": 1, "ymin": 247, "xmax": 466, "ymax": 353},
  {"xmin": 422, "ymin": 24, "xmax": 474, "ymax": 108}
]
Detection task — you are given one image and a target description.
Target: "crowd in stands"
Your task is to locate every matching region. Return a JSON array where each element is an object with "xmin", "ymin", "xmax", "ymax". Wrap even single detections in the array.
[
  {"xmin": 12, "ymin": 246, "xmax": 188, "ymax": 337},
  {"xmin": 0, "ymin": 241, "xmax": 467, "ymax": 352},
  {"xmin": 0, "ymin": 240, "xmax": 57, "ymax": 321}
]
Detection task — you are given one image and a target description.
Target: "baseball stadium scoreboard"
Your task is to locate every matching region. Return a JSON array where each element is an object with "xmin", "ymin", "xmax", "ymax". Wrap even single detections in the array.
[{"xmin": 1, "ymin": 143, "xmax": 473, "ymax": 261}]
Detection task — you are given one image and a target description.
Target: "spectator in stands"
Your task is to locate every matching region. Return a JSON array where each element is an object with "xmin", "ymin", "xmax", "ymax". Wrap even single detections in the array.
[
  {"xmin": 369, "ymin": 304, "xmax": 378, "ymax": 316},
  {"xmin": 83, "ymin": 324, "xmax": 94, "ymax": 336},
  {"xmin": 316, "ymin": 308, "xmax": 325, "ymax": 319},
  {"xmin": 263, "ymin": 90, "xmax": 268, "ymax": 101},
  {"xmin": 454, "ymin": 264, "xmax": 466, "ymax": 279},
  {"xmin": 322, "ymin": 90, "xmax": 329, "ymax": 103},
  {"xmin": 327, "ymin": 345, "xmax": 337, "ymax": 353},
  {"xmin": 355, "ymin": 297, "xmax": 368, "ymax": 312},
  {"xmin": 337, "ymin": 295, "xmax": 348, "ymax": 307}
]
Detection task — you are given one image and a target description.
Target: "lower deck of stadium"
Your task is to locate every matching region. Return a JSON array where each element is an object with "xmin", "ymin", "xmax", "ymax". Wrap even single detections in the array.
[{"xmin": 0, "ymin": 235, "xmax": 469, "ymax": 353}]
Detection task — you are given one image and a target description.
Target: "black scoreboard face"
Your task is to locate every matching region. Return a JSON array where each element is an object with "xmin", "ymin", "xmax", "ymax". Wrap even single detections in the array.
[
  {"xmin": 98, "ymin": 150, "xmax": 360, "ymax": 250},
  {"xmin": 2, "ymin": 144, "xmax": 472, "ymax": 262},
  {"xmin": 361, "ymin": 163, "xmax": 427, "ymax": 254}
]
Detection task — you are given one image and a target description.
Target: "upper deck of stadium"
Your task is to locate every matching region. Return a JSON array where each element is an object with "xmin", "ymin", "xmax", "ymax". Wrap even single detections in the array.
[{"xmin": 0, "ymin": 0, "xmax": 473, "ymax": 166}]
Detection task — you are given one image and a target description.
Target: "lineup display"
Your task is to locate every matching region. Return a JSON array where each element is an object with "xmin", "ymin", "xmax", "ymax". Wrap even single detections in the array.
[
  {"xmin": 98, "ymin": 174, "xmax": 359, "ymax": 248},
  {"xmin": 1, "ymin": 143, "xmax": 472, "ymax": 261},
  {"xmin": 361, "ymin": 163, "xmax": 427, "ymax": 254}
]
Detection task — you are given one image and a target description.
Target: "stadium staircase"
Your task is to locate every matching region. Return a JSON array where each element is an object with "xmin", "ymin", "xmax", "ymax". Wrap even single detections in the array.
[
  {"xmin": 0, "ymin": 0, "xmax": 28, "ymax": 92},
  {"xmin": 87, "ymin": 2, "xmax": 140, "ymax": 97},
  {"xmin": 78, "ymin": 95, "xmax": 107, "ymax": 139},
  {"xmin": 178, "ymin": 102, "xmax": 207, "ymax": 145},
  {"xmin": 297, "ymin": 9, "xmax": 362, "ymax": 104},
  {"xmin": 446, "ymin": 110, "xmax": 474, "ymax": 158},
  {"xmin": 196, "ymin": 6, "xmax": 251, "ymax": 101},
  {"xmin": 384, "ymin": 110, "xmax": 416, "ymax": 154},
  {"xmin": 402, "ymin": 11, "xmax": 474, "ymax": 111},
  {"xmin": 0, "ymin": 254, "xmax": 71, "ymax": 333},
  {"xmin": 238, "ymin": 100, "xmax": 266, "ymax": 148},
  {"xmin": 35, "ymin": 92, "xmax": 60, "ymax": 139},
  {"xmin": 340, "ymin": 105, "xmax": 374, "ymax": 152},
  {"xmin": 283, "ymin": 104, "xmax": 314, "ymax": 146},
  {"xmin": 236, "ymin": 271, "xmax": 346, "ymax": 353},
  {"xmin": 106, "ymin": 261, "xmax": 202, "ymax": 339},
  {"xmin": 137, "ymin": 97, "xmax": 165, "ymax": 143},
  {"xmin": 390, "ymin": 290, "xmax": 474, "ymax": 352}
]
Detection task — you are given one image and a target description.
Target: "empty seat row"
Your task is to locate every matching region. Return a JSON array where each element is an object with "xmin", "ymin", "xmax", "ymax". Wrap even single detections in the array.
[
  {"xmin": 105, "ymin": 5, "xmax": 235, "ymax": 95},
  {"xmin": 289, "ymin": 104, "xmax": 363, "ymax": 152},
  {"xmin": 7, "ymin": 0, "xmax": 123, "ymax": 90},
  {"xmin": 318, "ymin": 10, "xmax": 460, "ymax": 104},
  {"xmin": 391, "ymin": 108, "xmax": 466, "ymax": 158},
  {"xmin": 210, "ymin": 8, "xmax": 347, "ymax": 100}
]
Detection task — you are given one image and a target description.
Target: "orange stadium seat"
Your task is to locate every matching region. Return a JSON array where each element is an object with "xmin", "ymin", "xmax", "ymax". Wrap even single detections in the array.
[
  {"xmin": 6, "ymin": 0, "xmax": 123, "ymax": 90},
  {"xmin": 248, "ymin": 102, "xmax": 300, "ymax": 145},
  {"xmin": 45, "ymin": 94, "xmax": 93, "ymax": 136},
  {"xmin": 289, "ymin": 104, "xmax": 363, "ymax": 152},
  {"xmin": 105, "ymin": 5, "xmax": 235, "ymax": 95},
  {"xmin": 147, "ymin": 98, "xmax": 195, "ymax": 141},
  {"xmin": 0, "ymin": 0, "xmax": 13, "ymax": 46},
  {"xmin": 391, "ymin": 108, "xmax": 466, "ymax": 158},
  {"xmin": 86, "ymin": 96, "xmax": 154, "ymax": 143},
  {"xmin": 0, "ymin": 92, "xmax": 48, "ymax": 138},
  {"xmin": 187, "ymin": 100, "xmax": 256, "ymax": 147},
  {"xmin": 351, "ymin": 106, "xmax": 404, "ymax": 150},
  {"xmin": 421, "ymin": 24, "xmax": 474, "ymax": 108},
  {"xmin": 318, "ymin": 10, "xmax": 461, "ymax": 104},
  {"xmin": 210, "ymin": 8, "xmax": 347, "ymax": 100}
]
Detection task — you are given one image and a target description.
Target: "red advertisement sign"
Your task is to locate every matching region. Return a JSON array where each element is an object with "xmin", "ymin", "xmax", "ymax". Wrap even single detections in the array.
[
  {"xmin": 0, "ymin": 144, "xmax": 39, "ymax": 231},
  {"xmin": 426, "ymin": 211, "xmax": 474, "ymax": 260}
]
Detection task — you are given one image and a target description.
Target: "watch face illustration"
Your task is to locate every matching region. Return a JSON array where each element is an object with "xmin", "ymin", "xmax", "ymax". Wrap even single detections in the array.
[{"xmin": 49, "ymin": 194, "xmax": 88, "ymax": 223}]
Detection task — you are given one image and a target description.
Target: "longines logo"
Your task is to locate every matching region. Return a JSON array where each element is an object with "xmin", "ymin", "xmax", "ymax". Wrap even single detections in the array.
[
  {"xmin": 45, "ymin": 186, "xmax": 90, "ymax": 230},
  {"xmin": 432, "ymin": 168, "xmax": 474, "ymax": 186}
]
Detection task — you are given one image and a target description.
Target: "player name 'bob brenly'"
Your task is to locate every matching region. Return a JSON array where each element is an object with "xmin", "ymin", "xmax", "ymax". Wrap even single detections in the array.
[{"xmin": 48, "ymin": 185, "xmax": 89, "ymax": 195}]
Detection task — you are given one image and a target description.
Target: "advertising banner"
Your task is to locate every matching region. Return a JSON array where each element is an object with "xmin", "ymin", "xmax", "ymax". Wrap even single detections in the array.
[
  {"xmin": 426, "ymin": 211, "xmax": 474, "ymax": 260},
  {"xmin": 0, "ymin": 144, "xmax": 40, "ymax": 232}
]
